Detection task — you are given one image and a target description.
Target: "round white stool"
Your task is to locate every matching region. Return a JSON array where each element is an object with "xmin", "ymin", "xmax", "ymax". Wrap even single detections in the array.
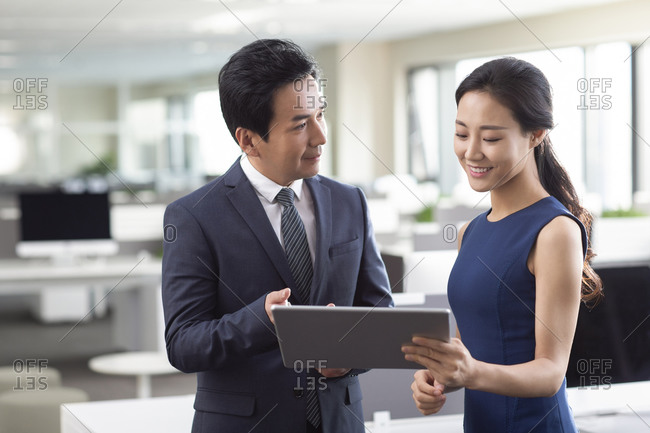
[{"xmin": 89, "ymin": 352, "xmax": 178, "ymax": 398}]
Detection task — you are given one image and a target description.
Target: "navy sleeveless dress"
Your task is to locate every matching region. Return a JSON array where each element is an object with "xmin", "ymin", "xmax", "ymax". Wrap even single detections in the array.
[{"xmin": 448, "ymin": 196, "xmax": 586, "ymax": 433}]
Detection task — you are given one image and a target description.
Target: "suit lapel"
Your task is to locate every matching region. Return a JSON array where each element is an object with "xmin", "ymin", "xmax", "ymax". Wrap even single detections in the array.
[
  {"xmin": 224, "ymin": 162, "xmax": 297, "ymax": 297},
  {"xmin": 306, "ymin": 176, "xmax": 331, "ymax": 304}
]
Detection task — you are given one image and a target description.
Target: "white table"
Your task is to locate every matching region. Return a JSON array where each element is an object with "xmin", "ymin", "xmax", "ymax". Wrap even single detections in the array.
[
  {"xmin": 60, "ymin": 382, "xmax": 650, "ymax": 433},
  {"xmin": 567, "ymin": 381, "xmax": 650, "ymax": 416},
  {"xmin": 60, "ymin": 394, "xmax": 462, "ymax": 433},
  {"xmin": 61, "ymin": 394, "xmax": 195, "ymax": 433},
  {"xmin": 0, "ymin": 255, "xmax": 163, "ymax": 351},
  {"xmin": 365, "ymin": 414, "xmax": 464, "ymax": 432},
  {"xmin": 88, "ymin": 352, "xmax": 178, "ymax": 399},
  {"xmin": 0, "ymin": 256, "xmax": 161, "ymax": 293}
]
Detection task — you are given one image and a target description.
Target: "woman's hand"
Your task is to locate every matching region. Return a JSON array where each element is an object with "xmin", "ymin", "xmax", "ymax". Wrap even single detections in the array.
[
  {"xmin": 410, "ymin": 369, "xmax": 447, "ymax": 415},
  {"xmin": 402, "ymin": 337, "xmax": 479, "ymax": 390}
]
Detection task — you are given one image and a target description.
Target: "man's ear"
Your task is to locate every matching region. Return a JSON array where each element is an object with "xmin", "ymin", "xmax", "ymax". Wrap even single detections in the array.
[{"xmin": 236, "ymin": 127, "xmax": 262, "ymax": 156}]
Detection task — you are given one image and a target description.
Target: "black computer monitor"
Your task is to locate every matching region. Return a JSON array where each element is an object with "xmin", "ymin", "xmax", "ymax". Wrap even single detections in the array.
[
  {"xmin": 16, "ymin": 191, "xmax": 118, "ymax": 258},
  {"xmin": 567, "ymin": 265, "xmax": 650, "ymax": 387}
]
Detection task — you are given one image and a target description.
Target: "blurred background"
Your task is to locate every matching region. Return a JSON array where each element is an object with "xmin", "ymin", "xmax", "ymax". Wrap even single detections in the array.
[{"xmin": 0, "ymin": 0, "xmax": 649, "ymax": 431}]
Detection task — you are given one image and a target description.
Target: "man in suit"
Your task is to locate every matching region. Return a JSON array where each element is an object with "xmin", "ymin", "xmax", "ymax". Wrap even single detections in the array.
[{"xmin": 162, "ymin": 39, "xmax": 393, "ymax": 433}]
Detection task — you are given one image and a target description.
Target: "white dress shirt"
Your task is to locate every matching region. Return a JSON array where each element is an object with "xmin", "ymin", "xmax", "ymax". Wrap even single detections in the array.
[{"xmin": 240, "ymin": 155, "xmax": 317, "ymax": 264}]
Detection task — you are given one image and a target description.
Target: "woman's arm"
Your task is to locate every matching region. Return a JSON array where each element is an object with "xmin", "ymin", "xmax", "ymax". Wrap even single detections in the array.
[{"xmin": 404, "ymin": 215, "xmax": 583, "ymax": 398}]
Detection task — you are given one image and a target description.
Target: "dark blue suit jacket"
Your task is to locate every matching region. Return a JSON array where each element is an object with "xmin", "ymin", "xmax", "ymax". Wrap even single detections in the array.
[{"xmin": 162, "ymin": 160, "xmax": 393, "ymax": 433}]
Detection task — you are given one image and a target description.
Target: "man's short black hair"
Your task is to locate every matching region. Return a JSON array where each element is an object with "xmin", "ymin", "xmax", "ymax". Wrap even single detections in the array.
[{"xmin": 218, "ymin": 39, "xmax": 321, "ymax": 144}]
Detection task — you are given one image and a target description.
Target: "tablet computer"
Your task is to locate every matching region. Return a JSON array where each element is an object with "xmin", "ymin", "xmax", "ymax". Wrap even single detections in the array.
[{"xmin": 271, "ymin": 306, "xmax": 451, "ymax": 370}]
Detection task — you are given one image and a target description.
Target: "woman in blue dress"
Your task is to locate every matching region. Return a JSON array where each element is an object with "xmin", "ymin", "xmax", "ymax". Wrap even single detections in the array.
[{"xmin": 402, "ymin": 58, "xmax": 603, "ymax": 432}]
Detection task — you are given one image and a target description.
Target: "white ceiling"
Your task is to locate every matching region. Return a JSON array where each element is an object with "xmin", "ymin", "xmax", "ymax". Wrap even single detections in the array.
[{"xmin": 0, "ymin": 0, "xmax": 628, "ymax": 83}]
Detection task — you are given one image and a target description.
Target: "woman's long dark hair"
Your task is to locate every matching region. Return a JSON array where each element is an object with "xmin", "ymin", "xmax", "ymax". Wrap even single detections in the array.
[{"xmin": 456, "ymin": 57, "xmax": 603, "ymax": 305}]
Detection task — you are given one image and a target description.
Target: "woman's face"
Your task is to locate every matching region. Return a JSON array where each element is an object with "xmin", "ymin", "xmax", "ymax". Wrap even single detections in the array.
[{"xmin": 454, "ymin": 91, "xmax": 540, "ymax": 193}]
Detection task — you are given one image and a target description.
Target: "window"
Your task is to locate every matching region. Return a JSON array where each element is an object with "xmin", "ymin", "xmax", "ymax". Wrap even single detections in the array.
[
  {"xmin": 123, "ymin": 90, "xmax": 241, "ymax": 188},
  {"xmin": 126, "ymin": 98, "xmax": 166, "ymax": 180},
  {"xmin": 410, "ymin": 43, "xmax": 637, "ymax": 213},
  {"xmin": 633, "ymin": 42, "xmax": 650, "ymax": 203},
  {"xmin": 407, "ymin": 67, "xmax": 439, "ymax": 181},
  {"xmin": 583, "ymin": 42, "xmax": 632, "ymax": 211},
  {"xmin": 193, "ymin": 90, "xmax": 241, "ymax": 176}
]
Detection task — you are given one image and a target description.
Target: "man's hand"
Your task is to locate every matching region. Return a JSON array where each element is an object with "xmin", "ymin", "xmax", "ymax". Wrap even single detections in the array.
[
  {"xmin": 265, "ymin": 288, "xmax": 291, "ymax": 324},
  {"xmin": 317, "ymin": 367, "xmax": 351, "ymax": 378}
]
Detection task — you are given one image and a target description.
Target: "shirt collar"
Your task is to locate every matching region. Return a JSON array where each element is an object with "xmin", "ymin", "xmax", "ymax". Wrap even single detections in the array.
[{"xmin": 240, "ymin": 154, "xmax": 304, "ymax": 204}]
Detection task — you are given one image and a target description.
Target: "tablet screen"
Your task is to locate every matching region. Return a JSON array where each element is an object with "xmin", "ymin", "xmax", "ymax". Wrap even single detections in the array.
[{"xmin": 272, "ymin": 306, "xmax": 451, "ymax": 369}]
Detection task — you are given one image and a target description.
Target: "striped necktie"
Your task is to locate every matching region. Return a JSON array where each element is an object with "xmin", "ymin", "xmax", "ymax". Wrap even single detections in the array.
[
  {"xmin": 276, "ymin": 187, "xmax": 313, "ymax": 305},
  {"xmin": 276, "ymin": 187, "xmax": 321, "ymax": 429}
]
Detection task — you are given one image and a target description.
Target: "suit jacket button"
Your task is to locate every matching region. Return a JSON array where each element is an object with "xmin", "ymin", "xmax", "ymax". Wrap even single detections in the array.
[{"xmin": 294, "ymin": 388, "xmax": 303, "ymax": 398}]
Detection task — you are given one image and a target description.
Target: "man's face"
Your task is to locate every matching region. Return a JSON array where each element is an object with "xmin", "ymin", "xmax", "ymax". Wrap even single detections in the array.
[{"xmin": 243, "ymin": 75, "xmax": 327, "ymax": 186}]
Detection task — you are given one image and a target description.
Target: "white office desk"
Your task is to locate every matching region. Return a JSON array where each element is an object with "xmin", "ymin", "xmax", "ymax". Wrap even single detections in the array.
[
  {"xmin": 0, "ymin": 256, "xmax": 161, "ymax": 293},
  {"xmin": 0, "ymin": 256, "xmax": 163, "ymax": 351},
  {"xmin": 60, "ymin": 394, "xmax": 463, "ymax": 433},
  {"xmin": 61, "ymin": 394, "xmax": 195, "ymax": 433},
  {"xmin": 567, "ymin": 381, "xmax": 650, "ymax": 416},
  {"xmin": 60, "ymin": 382, "xmax": 650, "ymax": 433},
  {"xmin": 365, "ymin": 414, "xmax": 464, "ymax": 432}
]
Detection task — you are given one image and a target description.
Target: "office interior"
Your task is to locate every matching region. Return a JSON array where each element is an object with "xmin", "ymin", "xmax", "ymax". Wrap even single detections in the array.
[{"xmin": 1, "ymin": 0, "xmax": 649, "ymax": 431}]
